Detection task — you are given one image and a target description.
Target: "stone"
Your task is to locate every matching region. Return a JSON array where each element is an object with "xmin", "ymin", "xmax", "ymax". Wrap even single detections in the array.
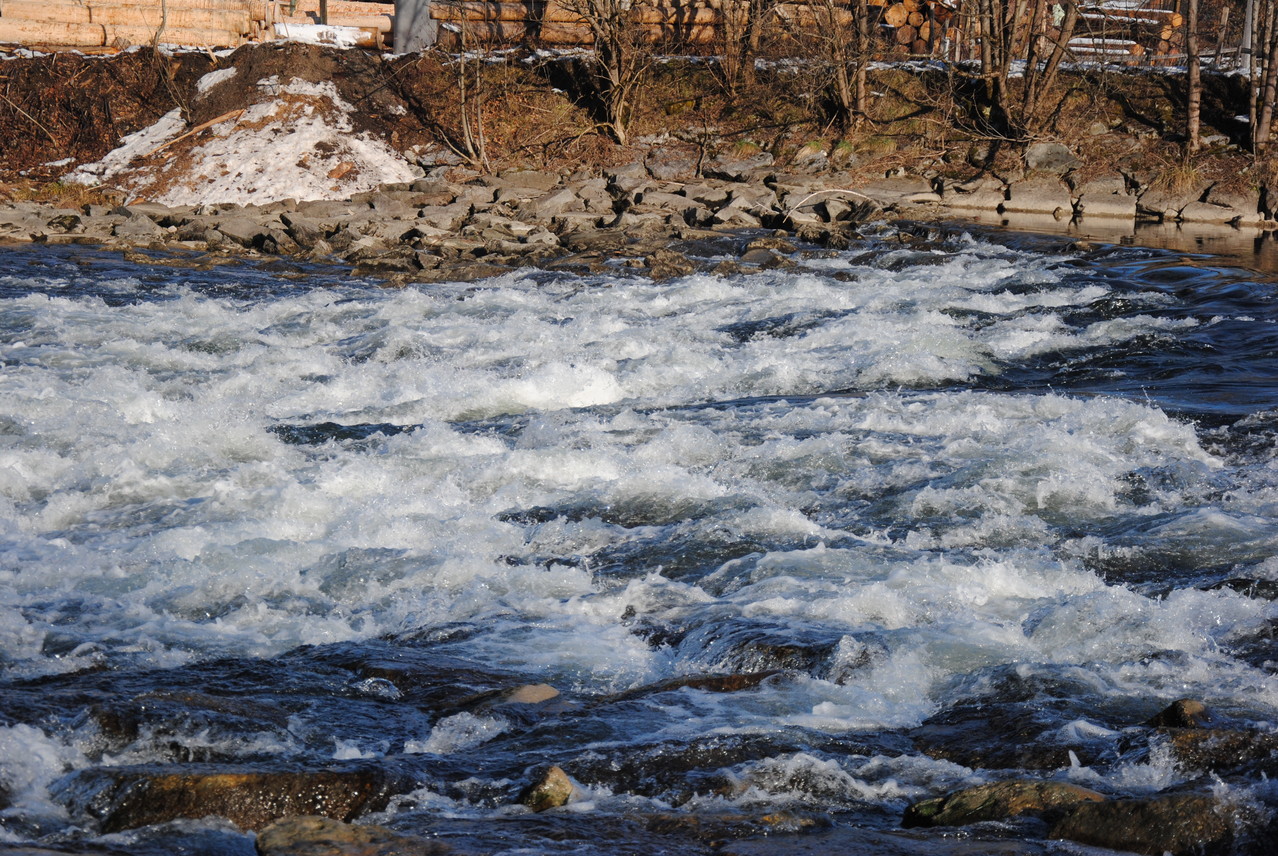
[
  {"xmin": 1002, "ymin": 178, "xmax": 1073, "ymax": 219},
  {"xmin": 0, "ymin": 204, "xmax": 48, "ymax": 241},
  {"xmin": 1178, "ymin": 201, "xmax": 1243, "ymax": 225},
  {"xmin": 53, "ymin": 765, "xmax": 411, "ymax": 833},
  {"xmin": 710, "ymin": 199, "xmax": 763, "ymax": 229},
  {"xmin": 857, "ymin": 177, "xmax": 939, "ymax": 207},
  {"xmin": 738, "ymin": 248, "xmax": 788, "ymax": 268},
  {"xmin": 704, "ymin": 148, "xmax": 774, "ymax": 182},
  {"xmin": 1139, "ymin": 189, "xmax": 1191, "ymax": 221},
  {"xmin": 1158, "ymin": 727, "xmax": 1278, "ymax": 774},
  {"xmin": 1206, "ymin": 187, "xmax": 1263, "ymax": 223},
  {"xmin": 1024, "ymin": 142, "xmax": 1081, "ymax": 175},
  {"xmin": 113, "ymin": 214, "xmax": 166, "ymax": 242},
  {"xmin": 635, "ymin": 190, "xmax": 700, "ymax": 215},
  {"xmin": 1146, "ymin": 698, "xmax": 1212, "ymax": 728},
  {"xmin": 791, "ymin": 141, "xmax": 829, "ymax": 172},
  {"xmin": 497, "ymin": 169, "xmax": 560, "ymax": 192},
  {"xmin": 255, "ymin": 815, "xmax": 452, "ymax": 856},
  {"xmin": 492, "ymin": 184, "xmax": 546, "ymax": 204},
  {"xmin": 366, "ymin": 196, "xmax": 416, "ymax": 220},
  {"xmin": 416, "ymin": 202, "xmax": 472, "ymax": 232},
  {"xmin": 944, "ymin": 189, "xmax": 1005, "ymax": 212},
  {"xmin": 45, "ymin": 213, "xmax": 82, "ymax": 232},
  {"xmin": 728, "ymin": 184, "xmax": 779, "ymax": 210},
  {"xmin": 501, "ymin": 683, "xmax": 560, "ymax": 704},
  {"xmin": 280, "ymin": 214, "xmax": 327, "ymax": 250},
  {"xmin": 294, "ymin": 200, "xmax": 359, "ymax": 219},
  {"xmin": 645, "ymin": 248, "xmax": 697, "ymax": 280},
  {"xmin": 817, "ymin": 197, "xmax": 851, "ymax": 223},
  {"xmin": 516, "ymin": 188, "xmax": 584, "ymax": 222},
  {"xmin": 645, "ymin": 145, "xmax": 699, "ymax": 181},
  {"xmin": 518, "ymin": 765, "xmax": 575, "ymax": 812},
  {"xmin": 1049, "ymin": 794, "xmax": 1247, "ymax": 856},
  {"xmin": 216, "ymin": 217, "xmax": 273, "ymax": 249},
  {"xmin": 604, "ymin": 163, "xmax": 650, "ymax": 194},
  {"xmin": 682, "ymin": 183, "xmax": 731, "ymax": 206},
  {"xmin": 1074, "ymin": 179, "xmax": 1137, "ymax": 220},
  {"xmin": 902, "ymin": 780, "xmax": 1105, "ymax": 828}
]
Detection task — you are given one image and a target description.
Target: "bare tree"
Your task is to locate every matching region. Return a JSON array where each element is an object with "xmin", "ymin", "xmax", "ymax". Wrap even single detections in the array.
[
  {"xmin": 779, "ymin": 0, "xmax": 874, "ymax": 129},
  {"xmin": 1185, "ymin": 0, "xmax": 1201, "ymax": 153},
  {"xmin": 1019, "ymin": 0, "xmax": 1079, "ymax": 134},
  {"xmin": 566, "ymin": 0, "xmax": 651, "ymax": 144},
  {"xmin": 1254, "ymin": 0, "xmax": 1278, "ymax": 151},
  {"xmin": 717, "ymin": 0, "xmax": 781, "ymax": 96}
]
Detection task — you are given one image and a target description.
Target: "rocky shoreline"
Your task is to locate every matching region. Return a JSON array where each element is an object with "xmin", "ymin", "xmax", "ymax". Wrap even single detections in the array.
[{"xmin": 4, "ymin": 139, "xmax": 1277, "ymax": 281}]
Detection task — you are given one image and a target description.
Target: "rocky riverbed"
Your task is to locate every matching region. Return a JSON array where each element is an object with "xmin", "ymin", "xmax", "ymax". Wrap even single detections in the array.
[{"xmin": 3, "ymin": 151, "xmax": 1276, "ymax": 283}]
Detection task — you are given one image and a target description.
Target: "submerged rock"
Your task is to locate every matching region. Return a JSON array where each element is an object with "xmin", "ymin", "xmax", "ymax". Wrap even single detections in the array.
[
  {"xmin": 1157, "ymin": 727, "xmax": 1278, "ymax": 775},
  {"xmin": 1049, "ymin": 793, "xmax": 1250, "ymax": 856},
  {"xmin": 519, "ymin": 765, "xmax": 575, "ymax": 812},
  {"xmin": 902, "ymin": 780, "xmax": 1105, "ymax": 828},
  {"xmin": 255, "ymin": 815, "xmax": 452, "ymax": 856},
  {"xmin": 55, "ymin": 764, "xmax": 412, "ymax": 833},
  {"xmin": 1146, "ymin": 698, "xmax": 1213, "ymax": 728}
]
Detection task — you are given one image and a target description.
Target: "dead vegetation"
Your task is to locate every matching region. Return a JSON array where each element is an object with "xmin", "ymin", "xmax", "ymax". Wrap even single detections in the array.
[{"xmin": 0, "ymin": 39, "xmax": 1265, "ymax": 200}]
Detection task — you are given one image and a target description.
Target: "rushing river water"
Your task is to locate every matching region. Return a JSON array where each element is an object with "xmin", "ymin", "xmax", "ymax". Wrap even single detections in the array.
[{"xmin": 1, "ymin": 226, "xmax": 1277, "ymax": 855}]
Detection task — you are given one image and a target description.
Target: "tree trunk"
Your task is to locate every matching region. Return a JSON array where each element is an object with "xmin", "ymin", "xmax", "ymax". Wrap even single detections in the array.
[
  {"xmin": 1256, "ymin": 0, "xmax": 1278, "ymax": 150},
  {"xmin": 1185, "ymin": 0, "xmax": 1201, "ymax": 154}
]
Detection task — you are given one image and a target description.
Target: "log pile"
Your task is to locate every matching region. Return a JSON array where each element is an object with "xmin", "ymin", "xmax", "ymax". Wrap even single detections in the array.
[
  {"xmin": 429, "ymin": 0, "xmax": 958, "ymax": 54},
  {"xmin": 0, "ymin": 0, "xmax": 265, "ymax": 49},
  {"xmin": 1072, "ymin": 0, "xmax": 1185, "ymax": 63},
  {"xmin": 0, "ymin": 0, "xmax": 1191, "ymax": 61},
  {"xmin": 0, "ymin": 0, "xmax": 394, "ymax": 51}
]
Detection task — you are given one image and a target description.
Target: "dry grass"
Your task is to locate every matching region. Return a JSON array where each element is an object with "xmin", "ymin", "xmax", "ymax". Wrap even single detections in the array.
[{"xmin": 3, "ymin": 180, "xmax": 119, "ymax": 208}]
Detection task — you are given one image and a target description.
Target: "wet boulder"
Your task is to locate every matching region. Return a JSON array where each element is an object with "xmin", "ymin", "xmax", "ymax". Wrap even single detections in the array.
[
  {"xmin": 54, "ymin": 763, "xmax": 413, "ymax": 833},
  {"xmin": 518, "ymin": 765, "xmax": 575, "ymax": 812},
  {"xmin": 902, "ymin": 780, "xmax": 1105, "ymax": 828},
  {"xmin": 1156, "ymin": 727, "xmax": 1278, "ymax": 775},
  {"xmin": 1145, "ymin": 698, "xmax": 1213, "ymax": 728},
  {"xmin": 644, "ymin": 247, "xmax": 697, "ymax": 280},
  {"xmin": 255, "ymin": 815, "xmax": 452, "ymax": 856},
  {"xmin": 1049, "ymin": 793, "xmax": 1252, "ymax": 856}
]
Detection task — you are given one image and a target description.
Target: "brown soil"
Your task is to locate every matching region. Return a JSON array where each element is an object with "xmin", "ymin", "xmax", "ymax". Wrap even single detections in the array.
[{"xmin": 0, "ymin": 42, "xmax": 1268, "ymax": 201}]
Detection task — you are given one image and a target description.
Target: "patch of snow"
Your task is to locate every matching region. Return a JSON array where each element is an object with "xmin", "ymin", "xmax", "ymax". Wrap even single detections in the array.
[
  {"xmin": 196, "ymin": 66, "xmax": 238, "ymax": 95},
  {"xmin": 68, "ymin": 76, "xmax": 417, "ymax": 206},
  {"xmin": 273, "ymin": 23, "xmax": 366, "ymax": 48},
  {"xmin": 64, "ymin": 109, "xmax": 187, "ymax": 185}
]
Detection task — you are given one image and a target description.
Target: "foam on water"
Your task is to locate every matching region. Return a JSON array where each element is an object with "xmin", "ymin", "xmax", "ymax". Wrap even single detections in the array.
[{"xmin": 3, "ymin": 236, "xmax": 1278, "ymax": 795}]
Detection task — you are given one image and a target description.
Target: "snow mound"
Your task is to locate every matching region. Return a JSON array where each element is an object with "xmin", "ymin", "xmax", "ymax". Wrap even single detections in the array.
[{"xmin": 68, "ymin": 76, "xmax": 418, "ymax": 206}]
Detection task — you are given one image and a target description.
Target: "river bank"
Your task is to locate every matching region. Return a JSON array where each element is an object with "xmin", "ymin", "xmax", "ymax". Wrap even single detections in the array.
[
  {"xmin": 4, "ymin": 157, "xmax": 1278, "ymax": 283},
  {"xmin": 1, "ymin": 41, "xmax": 1278, "ymax": 277}
]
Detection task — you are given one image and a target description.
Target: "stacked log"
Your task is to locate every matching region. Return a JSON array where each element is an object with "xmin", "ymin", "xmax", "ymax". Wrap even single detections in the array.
[
  {"xmin": 1074, "ymin": 0, "xmax": 1184, "ymax": 64},
  {"xmin": 0, "ymin": 0, "xmax": 266, "ymax": 48},
  {"xmin": 274, "ymin": 0, "xmax": 397, "ymax": 47}
]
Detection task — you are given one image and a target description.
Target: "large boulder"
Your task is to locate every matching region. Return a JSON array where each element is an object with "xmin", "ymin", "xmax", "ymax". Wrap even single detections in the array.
[
  {"xmin": 1050, "ymin": 794, "xmax": 1250, "ymax": 856},
  {"xmin": 903, "ymin": 780, "xmax": 1105, "ymax": 828},
  {"xmin": 1024, "ymin": 142, "xmax": 1081, "ymax": 175},
  {"xmin": 255, "ymin": 816, "xmax": 452, "ymax": 856},
  {"xmin": 518, "ymin": 765, "xmax": 575, "ymax": 812},
  {"xmin": 54, "ymin": 764, "xmax": 412, "ymax": 833}
]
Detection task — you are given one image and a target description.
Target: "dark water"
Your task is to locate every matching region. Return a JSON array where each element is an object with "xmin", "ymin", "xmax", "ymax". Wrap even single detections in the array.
[{"xmin": 1, "ymin": 227, "xmax": 1276, "ymax": 855}]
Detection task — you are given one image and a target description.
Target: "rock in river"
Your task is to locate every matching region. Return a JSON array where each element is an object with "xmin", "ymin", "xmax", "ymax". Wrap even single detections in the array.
[
  {"xmin": 54, "ymin": 763, "xmax": 413, "ymax": 833},
  {"xmin": 902, "ymin": 780, "xmax": 1105, "ymax": 828},
  {"xmin": 255, "ymin": 815, "xmax": 453, "ymax": 856}
]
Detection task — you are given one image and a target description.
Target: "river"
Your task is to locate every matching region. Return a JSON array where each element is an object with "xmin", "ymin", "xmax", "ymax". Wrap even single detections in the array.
[{"xmin": 1, "ymin": 225, "xmax": 1276, "ymax": 854}]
